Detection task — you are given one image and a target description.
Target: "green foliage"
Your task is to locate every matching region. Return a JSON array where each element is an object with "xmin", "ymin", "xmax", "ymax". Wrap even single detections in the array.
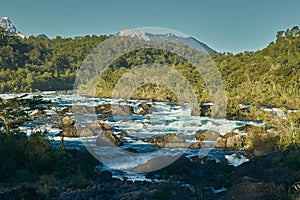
[
  {"xmin": 0, "ymin": 26, "xmax": 299, "ymax": 112},
  {"xmin": 0, "ymin": 134, "xmax": 99, "ymax": 198},
  {"xmin": 0, "ymin": 32, "xmax": 108, "ymax": 92},
  {"xmin": 215, "ymin": 26, "xmax": 300, "ymax": 111}
]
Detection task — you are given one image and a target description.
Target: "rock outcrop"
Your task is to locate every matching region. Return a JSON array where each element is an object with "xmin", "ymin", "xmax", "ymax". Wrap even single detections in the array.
[
  {"xmin": 195, "ymin": 130, "xmax": 220, "ymax": 141},
  {"xmin": 96, "ymin": 131, "xmax": 124, "ymax": 146},
  {"xmin": 145, "ymin": 133, "xmax": 186, "ymax": 148}
]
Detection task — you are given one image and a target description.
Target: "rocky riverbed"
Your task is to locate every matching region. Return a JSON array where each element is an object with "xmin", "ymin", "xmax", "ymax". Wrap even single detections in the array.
[{"xmin": 0, "ymin": 92, "xmax": 299, "ymax": 199}]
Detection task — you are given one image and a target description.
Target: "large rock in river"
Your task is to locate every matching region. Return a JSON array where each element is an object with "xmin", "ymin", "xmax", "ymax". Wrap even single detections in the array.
[
  {"xmin": 96, "ymin": 131, "xmax": 124, "ymax": 146},
  {"xmin": 132, "ymin": 155, "xmax": 184, "ymax": 173},
  {"xmin": 87, "ymin": 120, "xmax": 114, "ymax": 131},
  {"xmin": 95, "ymin": 103, "xmax": 133, "ymax": 116},
  {"xmin": 59, "ymin": 125, "xmax": 78, "ymax": 137},
  {"xmin": 215, "ymin": 131, "xmax": 245, "ymax": 150},
  {"xmin": 145, "ymin": 133, "xmax": 186, "ymax": 148},
  {"xmin": 195, "ymin": 130, "xmax": 220, "ymax": 141},
  {"xmin": 61, "ymin": 115, "xmax": 75, "ymax": 126}
]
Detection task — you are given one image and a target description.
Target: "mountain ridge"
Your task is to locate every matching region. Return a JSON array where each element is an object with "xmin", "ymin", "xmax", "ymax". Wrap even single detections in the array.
[{"xmin": 115, "ymin": 29, "xmax": 215, "ymax": 52}]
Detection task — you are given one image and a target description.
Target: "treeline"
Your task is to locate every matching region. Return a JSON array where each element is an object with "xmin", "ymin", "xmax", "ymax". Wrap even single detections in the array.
[
  {"xmin": 0, "ymin": 27, "xmax": 107, "ymax": 92},
  {"xmin": 0, "ymin": 26, "xmax": 299, "ymax": 110}
]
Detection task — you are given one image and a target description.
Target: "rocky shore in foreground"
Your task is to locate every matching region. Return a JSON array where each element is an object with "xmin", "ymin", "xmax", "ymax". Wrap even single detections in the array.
[{"xmin": 54, "ymin": 148, "xmax": 299, "ymax": 200}]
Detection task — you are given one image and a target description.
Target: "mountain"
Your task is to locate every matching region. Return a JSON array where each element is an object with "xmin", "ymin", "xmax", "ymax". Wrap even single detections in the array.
[
  {"xmin": 36, "ymin": 34, "xmax": 49, "ymax": 39},
  {"xmin": 0, "ymin": 16, "xmax": 25, "ymax": 38},
  {"xmin": 115, "ymin": 29, "xmax": 215, "ymax": 52}
]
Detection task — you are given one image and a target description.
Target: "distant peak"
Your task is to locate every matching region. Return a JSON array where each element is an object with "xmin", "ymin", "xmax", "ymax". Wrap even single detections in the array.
[
  {"xmin": 0, "ymin": 16, "xmax": 25, "ymax": 38},
  {"xmin": 115, "ymin": 29, "xmax": 215, "ymax": 52},
  {"xmin": 0, "ymin": 16, "xmax": 17, "ymax": 32},
  {"xmin": 117, "ymin": 29, "xmax": 150, "ymax": 41}
]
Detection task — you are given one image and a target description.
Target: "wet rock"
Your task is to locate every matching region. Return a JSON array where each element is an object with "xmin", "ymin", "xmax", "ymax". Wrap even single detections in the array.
[
  {"xmin": 145, "ymin": 133, "xmax": 186, "ymax": 148},
  {"xmin": 88, "ymin": 120, "xmax": 114, "ymax": 131},
  {"xmin": 195, "ymin": 130, "xmax": 221, "ymax": 141},
  {"xmin": 215, "ymin": 132, "xmax": 244, "ymax": 150},
  {"xmin": 30, "ymin": 109, "xmax": 46, "ymax": 119},
  {"xmin": 59, "ymin": 125, "xmax": 78, "ymax": 137},
  {"xmin": 137, "ymin": 102, "xmax": 152, "ymax": 115},
  {"xmin": 132, "ymin": 155, "xmax": 182, "ymax": 173},
  {"xmin": 215, "ymin": 124, "xmax": 274, "ymax": 154},
  {"xmin": 77, "ymin": 127, "xmax": 93, "ymax": 137},
  {"xmin": 233, "ymin": 124, "xmax": 265, "ymax": 135},
  {"xmin": 189, "ymin": 141, "xmax": 202, "ymax": 148},
  {"xmin": 72, "ymin": 105, "xmax": 95, "ymax": 115},
  {"xmin": 95, "ymin": 104, "xmax": 132, "ymax": 116},
  {"xmin": 61, "ymin": 115, "xmax": 74, "ymax": 126},
  {"xmin": 96, "ymin": 131, "xmax": 123, "ymax": 146},
  {"xmin": 62, "ymin": 106, "xmax": 72, "ymax": 113}
]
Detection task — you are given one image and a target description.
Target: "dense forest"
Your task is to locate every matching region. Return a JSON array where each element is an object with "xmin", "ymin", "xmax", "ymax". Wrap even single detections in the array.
[
  {"xmin": 0, "ymin": 27, "xmax": 107, "ymax": 92},
  {"xmin": 0, "ymin": 26, "xmax": 299, "ymax": 111}
]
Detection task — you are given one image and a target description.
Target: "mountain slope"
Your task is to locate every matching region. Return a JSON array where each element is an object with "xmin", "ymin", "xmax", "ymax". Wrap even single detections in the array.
[
  {"xmin": 116, "ymin": 29, "xmax": 215, "ymax": 52},
  {"xmin": 0, "ymin": 16, "xmax": 24, "ymax": 38}
]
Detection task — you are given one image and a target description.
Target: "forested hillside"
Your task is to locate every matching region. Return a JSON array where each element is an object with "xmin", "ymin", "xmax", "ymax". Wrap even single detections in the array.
[
  {"xmin": 215, "ymin": 26, "xmax": 300, "ymax": 110},
  {"xmin": 0, "ymin": 26, "xmax": 299, "ymax": 110},
  {"xmin": 0, "ymin": 27, "xmax": 107, "ymax": 92}
]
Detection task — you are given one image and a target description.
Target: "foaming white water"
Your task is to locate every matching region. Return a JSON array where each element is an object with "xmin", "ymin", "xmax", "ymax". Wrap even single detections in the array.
[
  {"xmin": 225, "ymin": 153, "xmax": 249, "ymax": 167},
  {"xmin": 0, "ymin": 92, "xmax": 262, "ymax": 180}
]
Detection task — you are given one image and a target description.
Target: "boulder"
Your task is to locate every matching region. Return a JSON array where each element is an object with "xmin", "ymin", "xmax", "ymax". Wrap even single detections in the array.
[
  {"xmin": 233, "ymin": 124, "xmax": 265, "ymax": 135},
  {"xmin": 132, "ymin": 155, "xmax": 182, "ymax": 173},
  {"xmin": 96, "ymin": 131, "xmax": 123, "ymax": 146},
  {"xmin": 137, "ymin": 102, "xmax": 152, "ymax": 115},
  {"xmin": 145, "ymin": 133, "xmax": 186, "ymax": 148},
  {"xmin": 88, "ymin": 120, "xmax": 114, "ymax": 131},
  {"xmin": 30, "ymin": 109, "xmax": 45, "ymax": 119},
  {"xmin": 77, "ymin": 127, "xmax": 94, "ymax": 137},
  {"xmin": 189, "ymin": 141, "xmax": 202, "ymax": 148},
  {"xmin": 72, "ymin": 105, "xmax": 95, "ymax": 115},
  {"xmin": 215, "ymin": 132, "xmax": 245, "ymax": 150},
  {"xmin": 61, "ymin": 115, "xmax": 74, "ymax": 126},
  {"xmin": 62, "ymin": 106, "xmax": 72, "ymax": 113},
  {"xmin": 59, "ymin": 125, "xmax": 78, "ymax": 137},
  {"xmin": 195, "ymin": 130, "xmax": 220, "ymax": 141},
  {"xmin": 95, "ymin": 104, "xmax": 132, "ymax": 116}
]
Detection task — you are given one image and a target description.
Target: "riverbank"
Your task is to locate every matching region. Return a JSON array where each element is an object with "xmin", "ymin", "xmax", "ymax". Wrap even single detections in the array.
[{"xmin": 1, "ymin": 133, "xmax": 298, "ymax": 199}]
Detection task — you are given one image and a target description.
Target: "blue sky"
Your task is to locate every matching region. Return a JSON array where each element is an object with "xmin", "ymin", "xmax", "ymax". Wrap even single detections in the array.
[{"xmin": 1, "ymin": 0, "xmax": 300, "ymax": 53}]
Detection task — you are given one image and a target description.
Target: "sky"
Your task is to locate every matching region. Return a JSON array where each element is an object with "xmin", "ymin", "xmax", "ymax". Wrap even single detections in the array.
[{"xmin": 1, "ymin": 0, "xmax": 300, "ymax": 53}]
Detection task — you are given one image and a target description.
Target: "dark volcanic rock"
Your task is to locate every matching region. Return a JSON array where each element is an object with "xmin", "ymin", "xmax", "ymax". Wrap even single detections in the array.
[{"xmin": 225, "ymin": 182, "xmax": 277, "ymax": 200}]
